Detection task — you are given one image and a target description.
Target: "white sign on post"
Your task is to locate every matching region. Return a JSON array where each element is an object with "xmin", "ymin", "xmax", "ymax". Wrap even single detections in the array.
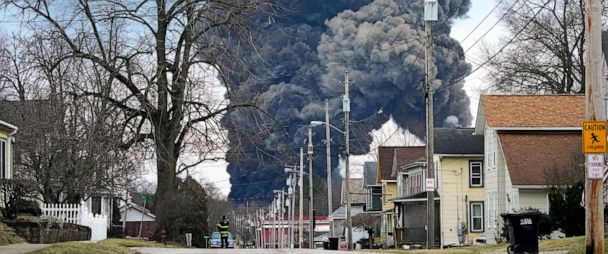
[
  {"xmin": 426, "ymin": 178, "xmax": 435, "ymax": 192},
  {"xmin": 588, "ymin": 154, "xmax": 605, "ymax": 179}
]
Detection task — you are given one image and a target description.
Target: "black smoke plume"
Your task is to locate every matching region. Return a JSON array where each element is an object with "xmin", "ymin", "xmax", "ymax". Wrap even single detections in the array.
[{"xmin": 221, "ymin": 0, "xmax": 472, "ymax": 206}]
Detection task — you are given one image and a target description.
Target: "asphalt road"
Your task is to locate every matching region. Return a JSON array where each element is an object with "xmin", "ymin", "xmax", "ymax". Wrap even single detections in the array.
[{"xmin": 131, "ymin": 248, "xmax": 379, "ymax": 254}]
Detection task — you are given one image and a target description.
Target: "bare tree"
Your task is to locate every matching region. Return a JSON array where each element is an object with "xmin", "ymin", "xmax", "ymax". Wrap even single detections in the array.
[
  {"xmin": 0, "ymin": 33, "xmax": 140, "ymax": 203},
  {"xmin": 482, "ymin": 0, "xmax": 586, "ymax": 94},
  {"xmin": 352, "ymin": 213, "xmax": 380, "ymax": 246},
  {"xmin": 2, "ymin": 0, "xmax": 279, "ymax": 230}
]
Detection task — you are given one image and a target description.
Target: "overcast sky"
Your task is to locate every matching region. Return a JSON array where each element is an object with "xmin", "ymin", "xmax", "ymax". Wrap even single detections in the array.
[{"xmin": 0, "ymin": 0, "xmax": 503, "ymax": 197}]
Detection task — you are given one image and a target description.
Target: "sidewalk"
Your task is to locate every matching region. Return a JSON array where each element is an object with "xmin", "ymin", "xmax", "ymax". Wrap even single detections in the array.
[{"xmin": 0, "ymin": 243, "xmax": 49, "ymax": 254}]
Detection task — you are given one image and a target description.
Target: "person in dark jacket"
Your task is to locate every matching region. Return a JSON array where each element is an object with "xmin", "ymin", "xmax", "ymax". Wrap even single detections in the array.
[{"xmin": 216, "ymin": 216, "xmax": 230, "ymax": 248}]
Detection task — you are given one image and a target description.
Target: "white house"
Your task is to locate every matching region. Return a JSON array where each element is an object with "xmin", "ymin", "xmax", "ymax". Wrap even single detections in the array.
[
  {"xmin": 0, "ymin": 119, "xmax": 18, "ymax": 180},
  {"xmin": 474, "ymin": 95, "xmax": 583, "ymax": 243}
]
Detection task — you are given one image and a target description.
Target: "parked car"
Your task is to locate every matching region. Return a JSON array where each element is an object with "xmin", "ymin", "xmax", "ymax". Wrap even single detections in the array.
[{"xmin": 209, "ymin": 232, "xmax": 234, "ymax": 248}]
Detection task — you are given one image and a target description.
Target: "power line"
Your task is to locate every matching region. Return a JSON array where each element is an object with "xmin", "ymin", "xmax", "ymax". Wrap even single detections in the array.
[
  {"xmin": 459, "ymin": 0, "xmax": 505, "ymax": 43},
  {"xmin": 463, "ymin": 0, "xmax": 520, "ymax": 54},
  {"xmin": 435, "ymin": 0, "xmax": 552, "ymax": 94}
]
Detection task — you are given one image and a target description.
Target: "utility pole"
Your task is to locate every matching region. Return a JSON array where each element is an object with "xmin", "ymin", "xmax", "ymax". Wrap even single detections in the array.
[
  {"xmin": 280, "ymin": 190, "xmax": 284, "ymax": 248},
  {"xmin": 424, "ymin": 0, "xmax": 438, "ymax": 249},
  {"xmin": 325, "ymin": 99, "xmax": 333, "ymax": 237},
  {"xmin": 287, "ymin": 175, "xmax": 292, "ymax": 248},
  {"xmin": 307, "ymin": 127, "xmax": 314, "ymax": 249},
  {"xmin": 289, "ymin": 172, "xmax": 295, "ymax": 248},
  {"xmin": 343, "ymin": 72, "xmax": 353, "ymax": 250},
  {"xmin": 584, "ymin": 0, "xmax": 605, "ymax": 253},
  {"xmin": 299, "ymin": 148, "xmax": 304, "ymax": 248},
  {"xmin": 271, "ymin": 202, "xmax": 275, "ymax": 248}
]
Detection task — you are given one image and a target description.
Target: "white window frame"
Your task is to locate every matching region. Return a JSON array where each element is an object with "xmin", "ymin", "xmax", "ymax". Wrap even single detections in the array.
[
  {"xmin": 470, "ymin": 201, "xmax": 484, "ymax": 232},
  {"xmin": 469, "ymin": 161, "xmax": 483, "ymax": 187},
  {"xmin": 0, "ymin": 140, "xmax": 5, "ymax": 179}
]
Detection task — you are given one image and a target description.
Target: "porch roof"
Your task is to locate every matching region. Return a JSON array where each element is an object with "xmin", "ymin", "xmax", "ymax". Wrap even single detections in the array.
[{"xmin": 391, "ymin": 191, "xmax": 440, "ymax": 203}]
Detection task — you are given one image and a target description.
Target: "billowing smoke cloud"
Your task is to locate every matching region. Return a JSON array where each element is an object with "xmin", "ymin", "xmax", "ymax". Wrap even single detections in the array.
[{"xmin": 221, "ymin": 0, "xmax": 472, "ymax": 205}]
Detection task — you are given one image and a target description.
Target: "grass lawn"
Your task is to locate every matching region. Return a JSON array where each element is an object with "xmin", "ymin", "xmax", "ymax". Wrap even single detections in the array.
[
  {"xmin": 375, "ymin": 236, "xmax": 597, "ymax": 253},
  {"xmin": 0, "ymin": 221, "xmax": 26, "ymax": 246},
  {"xmin": 29, "ymin": 238, "xmax": 185, "ymax": 254}
]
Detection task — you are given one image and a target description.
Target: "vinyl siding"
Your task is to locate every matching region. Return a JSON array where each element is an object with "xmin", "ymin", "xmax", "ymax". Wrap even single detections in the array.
[
  {"xmin": 382, "ymin": 182, "xmax": 396, "ymax": 212},
  {"xmin": 438, "ymin": 156, "xmax": 484, "ymax": 246},
  {"xmin": 484, "ymin": 128, "xmax": 499, "ymax": 243},
  {"xmin": 519, "ymin": 189, "xmax": 549, "ymax": 213}
]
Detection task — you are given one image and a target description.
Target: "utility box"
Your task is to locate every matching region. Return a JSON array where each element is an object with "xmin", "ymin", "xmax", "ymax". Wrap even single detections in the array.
[
  {"xmin": 501, "ymin": 211, "xmax": 541, "ymax": 254},
  {"xmin": 424, "ymin": 0, "xmax": 438, "ymax": 21}
]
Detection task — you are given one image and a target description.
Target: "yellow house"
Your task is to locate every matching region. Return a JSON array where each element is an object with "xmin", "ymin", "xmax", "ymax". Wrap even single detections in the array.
[
  {"xmin": 0, "ymin": 119, "xmax": 18, "ymax": 180},
  {"xmin": 435, "ymin": 128, "xmax": 485, "ymax": 246},
  {"xmin": 376, "ymin": 146, "xmax": 425, "ymax": 247}
]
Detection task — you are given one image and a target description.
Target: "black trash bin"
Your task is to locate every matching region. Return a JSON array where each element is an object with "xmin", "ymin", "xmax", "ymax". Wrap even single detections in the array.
[
  {"xmin": 328, "ymin": 237, "xmax": 339, "ymax": 250},
  {"xmin": 323, "ymin": 241, "xmax": 329, "ymax": 249},
  {"xmin": 501, "ymin": 210, "xmax": 541, "ymax": 254}
]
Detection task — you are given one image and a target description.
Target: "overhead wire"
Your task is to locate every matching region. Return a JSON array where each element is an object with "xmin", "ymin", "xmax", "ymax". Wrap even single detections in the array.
[{"xmin": 434, "ymin": 0, "xmax": 552, "ymax": 94}]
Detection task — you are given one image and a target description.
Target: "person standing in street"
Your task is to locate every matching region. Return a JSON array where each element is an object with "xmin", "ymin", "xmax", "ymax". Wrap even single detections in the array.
[{"xmin": 217, "ymin": 216, "xmax": 230, "ymax": 248}]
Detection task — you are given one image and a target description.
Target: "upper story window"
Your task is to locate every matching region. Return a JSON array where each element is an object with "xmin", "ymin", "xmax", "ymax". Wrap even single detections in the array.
[
  {"xmin": 0, "ymin": 140, "xmax": 5, "ymax": 179},
  {"xmin": 469, "ymin": 161, "xmax": 483, "ymax": 187}
]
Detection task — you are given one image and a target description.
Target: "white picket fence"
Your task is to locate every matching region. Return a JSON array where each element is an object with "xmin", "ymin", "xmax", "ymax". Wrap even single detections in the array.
[
  {"xmin": 41, "ymin": 203, "xmax": 81, "ymax": 224},
  {"xmin": 41, "ymin": 201, "xmax": 108, "ymax": 241}
]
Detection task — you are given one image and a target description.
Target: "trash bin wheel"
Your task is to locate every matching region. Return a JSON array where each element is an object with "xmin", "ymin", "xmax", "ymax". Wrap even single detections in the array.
[{"xmin": 507, "ymin": 245, "xmax": 513, "ymax": 254}]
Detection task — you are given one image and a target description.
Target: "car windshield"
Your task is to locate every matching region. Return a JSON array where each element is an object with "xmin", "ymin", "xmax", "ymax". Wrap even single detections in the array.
[{"xmin": 211, "ymin": 232, "xmax": 221, "ymax": 239}]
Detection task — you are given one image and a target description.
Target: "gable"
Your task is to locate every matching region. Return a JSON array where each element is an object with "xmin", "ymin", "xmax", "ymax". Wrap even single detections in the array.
[{"xmin": 377, "ymin": 146, "xmax": 425, "ymax": 181}]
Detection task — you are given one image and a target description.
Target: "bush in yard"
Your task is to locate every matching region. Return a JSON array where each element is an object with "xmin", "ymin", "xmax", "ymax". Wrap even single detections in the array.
[
  {"xmin": 156, "ymin": 176, "xmax": 208, "ymax": 247},
  {"xmin": 549, "ymin": 181, "xmax": 585, "ymax": 236},
  {"xmin": 0, "ymin": 179, "xmax": 38, "ymax": 219}
]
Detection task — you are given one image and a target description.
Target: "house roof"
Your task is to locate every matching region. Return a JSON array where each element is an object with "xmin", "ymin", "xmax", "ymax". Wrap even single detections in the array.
[
  {"xmin": 498, "ymin": 132, "xmax": 582, "ymax": 186},
  {"xmin": 377, "ymin": 146, "xmax": 425, "ymax": 181},
  {"xmin": 434, "ymin": 128, "xmax": 484, "ymax": 155},
  {"xmin": 363, "ymin": 162, "xmax": 376, "ymax": 186},
  {"xmin": 330, "ymin": 205, "xmax": 364, "ymax": 220},
  {"xmin": 392, "ymin": 191, "xmax": 440, "ymax": 203},
  {"xmin": 119, "ymin": 203, "xmax": 156, "ymax": 220},
  {"xmin": 476, "ymin": 95, "xmax": 584, "ymax": 129},
  {"xmin": 341, "ymin": 178, "xmax": 366, "ymax": 205},
  {"xmin": 0, "ymin": 120, "xmax": 17, "ymax": 133}
]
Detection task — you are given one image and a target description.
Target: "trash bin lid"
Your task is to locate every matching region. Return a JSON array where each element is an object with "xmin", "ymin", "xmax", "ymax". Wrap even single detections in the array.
[{"xmin": 501, "ymin": 210, "xmax": 541, "ymax": 219}]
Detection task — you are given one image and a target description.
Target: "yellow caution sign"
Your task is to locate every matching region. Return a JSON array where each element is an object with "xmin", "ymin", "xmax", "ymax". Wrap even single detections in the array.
[{"xmin": 583, "ymin": 121, "xmax": 607, "ymax": 153}]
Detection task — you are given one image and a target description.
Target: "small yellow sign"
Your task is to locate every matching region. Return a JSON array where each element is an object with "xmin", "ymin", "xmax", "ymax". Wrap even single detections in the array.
[{"xmin": 583, "ymin": 121, "xmax": 607, "ymax": 153}]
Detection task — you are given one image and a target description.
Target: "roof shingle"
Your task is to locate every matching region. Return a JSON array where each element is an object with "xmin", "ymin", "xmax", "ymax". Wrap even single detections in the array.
[
  {"xmin": 434, "ymin": 128, "xmax": 484, "ymax": 154},
  {"xmin": 377, "ymin": 146, "xmax": 425, "ymax": 181},
  {"xmin": 481, "ymin": 95, "xmax": 584, "ymax": 128},
  {"xmin": 498, "ymin": 132, "xmax": 582, "ymax": 185}
]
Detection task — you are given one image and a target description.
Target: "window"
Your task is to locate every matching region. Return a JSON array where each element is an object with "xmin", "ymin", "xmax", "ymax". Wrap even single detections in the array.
[
  {"xmin": 470, "ymin": 201, "xmax": 484, "ymax": 232},
  {"xmin": 0, "ymin": 141, "xmax": 5, "ymax": 179},
  {"xmin": 91, "ymin": 196, "xmax": 102, "ymax": 215},
  {"xmin": 469, "ymin": 161, "xmax": 483, "ymax": 187}
]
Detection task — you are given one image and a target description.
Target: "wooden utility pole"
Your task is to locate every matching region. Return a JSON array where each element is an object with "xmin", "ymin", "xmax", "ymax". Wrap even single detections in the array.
[
  {"xmin": 344, "ymin": 72, "xmax": 353, "ymax": 250},
  {"xmin": 424, "ymin": 0, "xmax": 438, "ymax": 249},
  {"xmin": 584, "ymin": 0, "xmax": 605, "ymax": 253},
  {"xmin": 307, "ymin": 127, "xmax": 314, "ymax": 249},
  {"xmin": 325, "ymin": 99, "xmax": 333, "ymax": 237},
  {"xmin": 299, "ymin": 148, "xmax": 304, "ymax": 248}
]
